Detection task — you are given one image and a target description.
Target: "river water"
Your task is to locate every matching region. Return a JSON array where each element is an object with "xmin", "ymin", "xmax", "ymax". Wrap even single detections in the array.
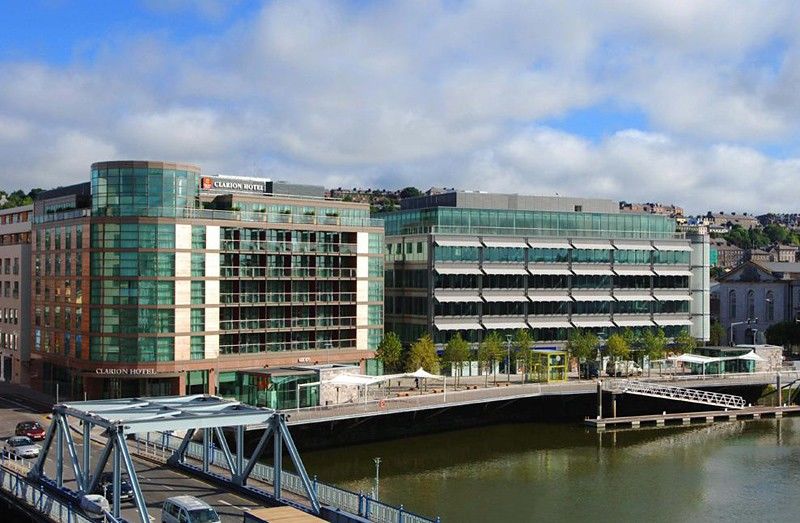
[{"xmin": 301, "ymin": 419, "xmax": 800, "ymax": 522}]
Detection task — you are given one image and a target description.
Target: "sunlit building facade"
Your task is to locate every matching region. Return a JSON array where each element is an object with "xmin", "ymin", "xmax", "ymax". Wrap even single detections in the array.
[
  {"xmin": 383, "ymin": 191, "xmax": 709, "ymax": 349},
  {"xmin": 30, "ymin": 161, "xmax": 383, "ymax": 400}
]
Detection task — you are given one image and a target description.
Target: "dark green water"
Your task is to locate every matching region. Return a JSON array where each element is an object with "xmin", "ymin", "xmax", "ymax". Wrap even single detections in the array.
[{"xmin": 301, "ymin": 419, "xmax": 800, "ymax": 522}]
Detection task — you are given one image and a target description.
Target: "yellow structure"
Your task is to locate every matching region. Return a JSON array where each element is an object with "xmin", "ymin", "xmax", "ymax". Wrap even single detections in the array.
[{"xmin": 530, "ymin": 349, "xmax": 568, "ymax": 382}]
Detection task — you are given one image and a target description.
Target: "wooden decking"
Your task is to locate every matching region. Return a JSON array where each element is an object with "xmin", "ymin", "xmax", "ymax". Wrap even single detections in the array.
[{"xmin": 585, "ymin": 405, "xmax": 800, "ymax": 431}]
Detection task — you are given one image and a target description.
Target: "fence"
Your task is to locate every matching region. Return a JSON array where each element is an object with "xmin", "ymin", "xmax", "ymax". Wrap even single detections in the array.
[
  {"xmin": 0, "ymin": 460, "xmax": 122, "ymax": 523},
  {"xmin": 139, "ymin": 432, "xmax": 439, "ymax": 523}
]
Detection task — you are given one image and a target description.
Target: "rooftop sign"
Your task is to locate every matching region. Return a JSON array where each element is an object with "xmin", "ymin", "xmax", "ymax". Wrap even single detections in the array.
[{"xmin": 201, "ymin": 176, "xmax": 270, "ymax": 194}]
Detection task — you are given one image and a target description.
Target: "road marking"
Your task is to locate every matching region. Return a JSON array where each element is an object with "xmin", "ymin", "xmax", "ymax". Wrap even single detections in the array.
[
  {"xmin": 163, "ymin": 485, "xmax": 174, "ymax": 490},
  {"xmin": 217, "ymin": 499, "xmax": 251, "ymax": 512}
]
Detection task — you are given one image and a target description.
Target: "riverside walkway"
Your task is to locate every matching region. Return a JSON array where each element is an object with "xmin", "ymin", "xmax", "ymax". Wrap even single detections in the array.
[{"xmin": 284, "ymin": 371, "xmax": 800, "ymax": 427}]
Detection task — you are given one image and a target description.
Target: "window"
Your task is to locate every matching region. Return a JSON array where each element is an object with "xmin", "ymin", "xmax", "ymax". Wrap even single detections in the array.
[
  {"xmin": 728, "ymin": 290, "xmax": 736, "ymax": 319},
  {"xmin": 746, "ymin": 290, "xmax": 755, "ymax": 319},
  {"xmin": 190, "ymin": 336, "xmax": 205, "ymax": 360},
  {"xmin": 191, "ymin": 309, "xmax": 205, "ymax": 332},
  {"xmin": 191, "ymin": 282, "xmax": 205, "ymax": 304},
  {"xmin": 766, "ymin": 291, "xmax": 775, "ymax": 321}
]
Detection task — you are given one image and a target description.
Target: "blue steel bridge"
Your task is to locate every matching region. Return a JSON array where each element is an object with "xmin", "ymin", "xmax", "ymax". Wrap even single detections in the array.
[{"xmin": 0, "ymin": 394, "xmax": 438, "ymax": 523}]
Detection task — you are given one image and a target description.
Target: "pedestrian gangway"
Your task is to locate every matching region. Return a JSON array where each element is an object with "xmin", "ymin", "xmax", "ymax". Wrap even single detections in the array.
[{"xmin": 607, "ymin": 380, "xmax": 747, "ymax": 409}]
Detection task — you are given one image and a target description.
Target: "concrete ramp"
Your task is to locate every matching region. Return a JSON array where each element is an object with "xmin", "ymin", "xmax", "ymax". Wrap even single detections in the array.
[{"xmin": 608, "ymin": 380, "xmax": 746, "ymax": 410}]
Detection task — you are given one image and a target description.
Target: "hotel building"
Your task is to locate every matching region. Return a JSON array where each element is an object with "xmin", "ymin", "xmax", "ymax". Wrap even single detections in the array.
[
  {"xmin": 0, "ymin": 204, "xmax": 32, "ymax": 383},
  {"xmin": 383, "ymin": 191, "xmax": 710, "ymax": 350},
  {"xmin": 30, "ymin": 161, "xmax": 383, "ymax": 401}
]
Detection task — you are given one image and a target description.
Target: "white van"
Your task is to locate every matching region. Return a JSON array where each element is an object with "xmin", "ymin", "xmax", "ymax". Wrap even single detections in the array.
[{"xmin": 162, "ymin": 496, "xmax": 220, "ymax": 523}]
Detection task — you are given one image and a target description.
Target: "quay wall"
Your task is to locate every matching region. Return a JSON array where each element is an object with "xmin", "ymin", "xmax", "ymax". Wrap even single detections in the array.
[{"xmin": 280, "ymin": 384, "xmax": 766, "ymax": 451}]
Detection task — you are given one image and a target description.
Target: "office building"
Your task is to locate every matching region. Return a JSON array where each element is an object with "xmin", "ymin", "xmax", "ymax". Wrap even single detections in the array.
[
  {"xmin": 383, "ymin": 191, "xmax": 709, "ymax": 350},
  {"xmin": 0, "ymin": 205, "xmax": 32, "ymax": 383},
  {"xmin": 30, "ymin": 161, "xmax": 383, "ymax": 401}
]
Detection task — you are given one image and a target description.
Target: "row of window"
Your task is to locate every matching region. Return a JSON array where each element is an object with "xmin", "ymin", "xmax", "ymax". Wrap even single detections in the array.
[
  {"xmin": 35, "ymin": 225, "xmax": 83, "ymax": 251},
  {"xmin": 0, "ymin": 210, "xmax": 30, "ymax": 225},
  {"xmin": 431, "ymin": 246, "xmax": 690, "ymax": 264},
  {"xmin": 726, "ymin": 289, "xmax": 776, "ymax": 321},
  {"xmin": 385, "ymin": 272, "xmax": 689, "ymax": 290},
  {"xmin": 2, "ymin": 257, "xmax": 19, "ymax": 275},
  {"xmin": 428, "ymin": 300, "xmax": 689, "ymax": 317}
]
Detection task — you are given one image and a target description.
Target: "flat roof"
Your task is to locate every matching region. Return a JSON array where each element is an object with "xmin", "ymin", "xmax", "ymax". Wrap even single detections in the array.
[{"xmin": 59, "ymin": 394, "xmax": 277, "ymax": 434}]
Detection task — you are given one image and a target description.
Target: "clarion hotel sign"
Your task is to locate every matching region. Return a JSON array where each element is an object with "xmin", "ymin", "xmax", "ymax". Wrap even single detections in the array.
[{"xmin": 201, "ymin": 176, "xmax": 266, "ymax": 194}]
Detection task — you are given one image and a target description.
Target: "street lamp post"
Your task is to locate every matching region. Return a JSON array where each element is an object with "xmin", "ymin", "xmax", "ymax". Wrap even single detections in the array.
[
  {"xmin": 373, "ymin": 457, "xmax": 381, "ymax": 500},
  {"xmin": 506, "ymin": 334, "xmax": 512, "ymax": 384}
]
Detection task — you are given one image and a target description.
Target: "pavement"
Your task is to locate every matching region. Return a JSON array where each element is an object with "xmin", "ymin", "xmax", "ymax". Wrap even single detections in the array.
[
  {"xmin": 0, "ymin": 383, "xmax": 264, "ymax": 523},
  {"xmin": 284, "ymin": 369, "xmax": 799, "ymax": 426}
]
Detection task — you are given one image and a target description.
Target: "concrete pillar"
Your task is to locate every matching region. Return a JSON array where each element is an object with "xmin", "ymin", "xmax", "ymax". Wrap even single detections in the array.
[
  {"xmin": 0, "ymin": 355, "xmax": 5, "ymax": 382},
  {"xmin": 777, "ymin": 373, "xmax": 782, "ymax": 407},
  {"xmin": 596, "ymin": 380, "xmax": 603, "ymax": 419},
  {"xmin": 611, "ymin": 394, "xmax": 617, "ymax": 418}
]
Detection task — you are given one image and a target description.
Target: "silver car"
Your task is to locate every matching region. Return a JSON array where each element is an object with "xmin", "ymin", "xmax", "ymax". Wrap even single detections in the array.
[{"xmin": 4, "ymin": 436, "xmax": 41, "ymax": 458}]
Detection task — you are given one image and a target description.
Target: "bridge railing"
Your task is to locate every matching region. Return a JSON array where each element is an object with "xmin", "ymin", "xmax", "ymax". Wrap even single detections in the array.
[
  {"xmin": 0, "ymin": 460, "xmax": 121, "ymax": 523},
  {"xmin": 140, "ymin": 432, "xmax": 439, "ymax": 523}
]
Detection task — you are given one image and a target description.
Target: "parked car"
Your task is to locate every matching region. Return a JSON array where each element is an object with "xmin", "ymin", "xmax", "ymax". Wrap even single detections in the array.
[
  {"xmin": 162, "ymin": 496, "xmax": 220, "ymax": 523},
  {"xmin": 606, "ymin": 360, "xmax": 643, "ymax": 377},
  {"xmin": 93, "ymin": 472, "xmax": 135, "ymax": 503},
  {"xmin": 3, "ymin": 436, "xmax": 41, "ymax": 458},
  {"xmin": 15, "ymin": 421, "xmax": 46, "ymax": 441},
  {"xmin": 80, "ymin": 494, "xmax": 111, "ymax": 519}
]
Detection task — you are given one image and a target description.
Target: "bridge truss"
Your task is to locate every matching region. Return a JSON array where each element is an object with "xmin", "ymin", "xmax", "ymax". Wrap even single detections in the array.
[
  {"xmin": 607, "ymin": 380, "xmax": 747, "ymax": 409},
  {"xmin": 26, "ymin": 394, "xmax": 321, "ymax": 523}
]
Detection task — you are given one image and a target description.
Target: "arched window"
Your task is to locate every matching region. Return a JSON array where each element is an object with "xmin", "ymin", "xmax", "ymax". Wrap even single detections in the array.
[
  {"xmin": 728, "ymin": 290, "xmax": 737, "ymax": 319},
  {"xmin": 766, "ymin": 291, "xmax": 775, "ymax": 321},
  {"xmin": 746, "ymin": 290, "xmax": 755, "ymax": 319}
]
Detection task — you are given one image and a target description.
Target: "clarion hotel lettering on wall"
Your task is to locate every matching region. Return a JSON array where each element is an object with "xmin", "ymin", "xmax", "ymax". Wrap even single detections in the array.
[
  {"xmin": 200, "ymin": 176, "xmax": 265, "ymax": 193},
  {"xmin": 95, "ymin": 368, "xmax": 157, "ymax": 375}
]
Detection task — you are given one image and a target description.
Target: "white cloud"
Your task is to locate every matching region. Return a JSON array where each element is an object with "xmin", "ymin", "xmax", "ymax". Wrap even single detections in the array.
[{"xmin": 0, "ymin": 1, "xmax": 800, "ymax": 214}]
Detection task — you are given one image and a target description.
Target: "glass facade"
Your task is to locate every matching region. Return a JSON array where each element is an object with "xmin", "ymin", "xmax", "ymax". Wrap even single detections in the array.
[
  {"xmin": 31, "ymin": 160, "xmax": 384, "ymax": 400},
  {"xmin": 383, "ymin": 207, "xmax": 678, "ymax": 239},
  {"xmin": 384, "ymin": 198, "xmax": 697, "ymax": 348}
]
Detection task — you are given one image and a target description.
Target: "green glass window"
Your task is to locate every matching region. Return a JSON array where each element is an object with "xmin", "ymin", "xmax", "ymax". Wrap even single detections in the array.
[
  {"xmin": 191, "ymin": 281, "xmax": 205, "ymax": 304},
  {"xmin": 190, "ymin": 336, "xmax": 205, "ymax": 360},
  {"xmin": 191, "ymin": 253, "xmax": 205, "ymax": 276},
  {"xmin": 191, "ymin": 309, "xmax": 205, "ymax": 332},
  {"xmin": 192, "ymin": 225, "xmax": 206, "ymax": 249}
]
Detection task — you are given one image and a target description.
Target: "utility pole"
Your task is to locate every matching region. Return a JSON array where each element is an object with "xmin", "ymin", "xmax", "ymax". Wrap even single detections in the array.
[
  {"xmin": 373, "ymin": 457, "xmax": 381, "ymax": 500},
  {"xmin": 506, "ymin": 335, "xmax": 512, "ymax": 384}
]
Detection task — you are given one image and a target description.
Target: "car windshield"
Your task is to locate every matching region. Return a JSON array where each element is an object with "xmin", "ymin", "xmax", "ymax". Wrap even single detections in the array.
[
  {"xmin": 188, "ymin": 508, "xmax": 219, "ymax": 523},
  {"xmin": 9, "ymin": 437, "xmax": 31, "ymax": 446}
]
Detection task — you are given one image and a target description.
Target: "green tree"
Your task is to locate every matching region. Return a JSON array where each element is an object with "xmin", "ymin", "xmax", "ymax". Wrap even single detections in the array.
[
  {"xmin": 673, "ymin": 329, "xmax": 697, "ymax": 354},
  {"xmin": 566, "ymin": 329, "xmax": 599, "ymax": 364},
  {"xmin": 606, "ymin": 333, "xmax": 630, "ymax": 362},
  {"xmin": 406, "ymin": 334, "xmax": 439, "ymax": 373},
  {"xmin": 513, "ymin": 329, "xmax": 534, "ymax": 382},
  {"xmin": 764, "ymin": 223, "xmax": 790, "ymax": 244},
  {"xmin": 642, "ymin": 329, "xmax": 668, "ymax": 361},
  {"xmin": 710, "ymin": 320, "xmax": 726, "ymax": 346},
  {"xmin": 399, "ymin": 186, "xmax": 422, "ymax": 199},
  {"xmin": 375, "ymin": 332, "xmax": 403, "ymax": 373},
  {"xmin": 442, "ymin": 333, "xmax": 470, "ymax": 387},
  {"xmin": 766, "ymin": 321, "xmax": 800, "ymax": 347},
  {"xmin": 478, "ymin": 332, "xmax": 504, "ymax": 386}
]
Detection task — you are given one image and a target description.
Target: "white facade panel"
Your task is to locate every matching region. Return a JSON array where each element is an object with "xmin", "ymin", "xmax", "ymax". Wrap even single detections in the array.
[
  {"xmin": 174, "ymin": 335, "xmax": 190, "ymax": 361},
  {"xmin": 357, "ymin": 231, "xmax": 369, "ymax": 254},
  {"xmin": 174, "ymin": 252, "xmax": 191, "ymax": 277},
  {"xmin": 206, "ymin": 225, "xmax": 220, "ymax": 250},
  {"xmin": 175, "ymin": 224, "xmax": 191, "ymax": 249},
  {"xmin": 205, "ymin": 252, "xmax": 220, "ymax": 277}
]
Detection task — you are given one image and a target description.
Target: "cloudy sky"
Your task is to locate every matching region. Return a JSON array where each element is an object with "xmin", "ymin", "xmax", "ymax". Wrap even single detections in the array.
[{"xmin": 2, "ymin": 1, "xmax": 800, "ymax": 214}]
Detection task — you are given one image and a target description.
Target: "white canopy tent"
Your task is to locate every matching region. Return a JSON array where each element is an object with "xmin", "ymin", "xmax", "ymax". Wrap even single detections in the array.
[
  {"xmin": 296, "ymin": 369, "xmax": 447, "ymax": 409},
  {"xmin": 656, "ymin": 351, "xmax": 764, "ymax": 376}
]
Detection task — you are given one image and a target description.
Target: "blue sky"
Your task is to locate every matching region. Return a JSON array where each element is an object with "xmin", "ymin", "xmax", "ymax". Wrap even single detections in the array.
[{"xmin": 1, "ymin": 1, "xmax": 800, "ymax": 213}]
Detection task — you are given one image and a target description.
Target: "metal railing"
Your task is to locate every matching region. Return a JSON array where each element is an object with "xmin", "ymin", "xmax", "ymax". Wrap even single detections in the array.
[
  {"xmin": 611, "ymin": 379, "xmax": 747, "ymax": 409},
  {"xmin": 0, "ymin": 459, "xmax": 122, "ymax": 523},
  {"xmin": 140, "ymin": 432, "xmax": 439, "ymax": 523}
]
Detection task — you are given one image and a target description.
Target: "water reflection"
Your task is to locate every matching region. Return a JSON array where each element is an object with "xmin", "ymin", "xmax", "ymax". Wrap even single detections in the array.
[{"xmin": 301, "ymin": 418, "xmax": 800, "ymax": 523}]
